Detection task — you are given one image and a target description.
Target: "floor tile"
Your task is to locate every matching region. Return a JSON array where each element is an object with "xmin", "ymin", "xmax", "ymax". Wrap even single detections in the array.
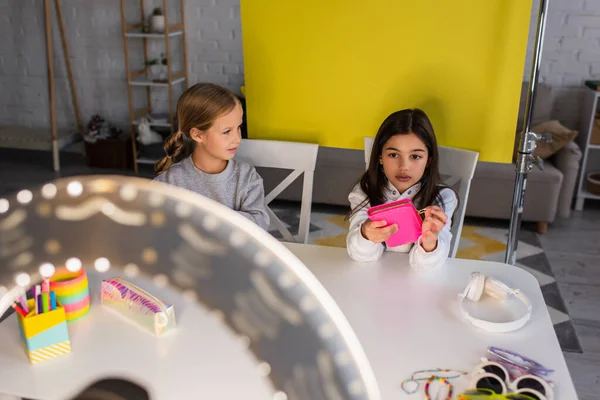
[
  {"xmin": 558, "ymin": 282, "xmax": 600, "ymax": 322},
  {"xmin": 545, "ymin": 251, "xmax": 600, "ymax": 285}
]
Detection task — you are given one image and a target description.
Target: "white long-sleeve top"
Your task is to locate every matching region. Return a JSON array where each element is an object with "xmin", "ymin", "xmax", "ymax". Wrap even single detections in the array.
[{"xmin": 346, "ymin": 181, "xmax": 457, "ymax": 271}]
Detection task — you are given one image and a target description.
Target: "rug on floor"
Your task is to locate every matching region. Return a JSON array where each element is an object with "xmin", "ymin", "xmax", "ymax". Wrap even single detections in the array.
[{"xmin": 268, "ymin": 203, "xmax": 583, "ymax": 353}]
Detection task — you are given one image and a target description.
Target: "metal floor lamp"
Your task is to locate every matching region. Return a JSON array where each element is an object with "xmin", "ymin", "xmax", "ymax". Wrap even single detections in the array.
[{"xmin": 505, "ymin": 0, "xmax": 552, "ymax": 265}]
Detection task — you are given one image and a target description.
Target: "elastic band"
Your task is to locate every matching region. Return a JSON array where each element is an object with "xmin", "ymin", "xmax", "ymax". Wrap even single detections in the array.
[{"xmin": 424, "ymin": 376, "xmax": 452, "ymax": 400}]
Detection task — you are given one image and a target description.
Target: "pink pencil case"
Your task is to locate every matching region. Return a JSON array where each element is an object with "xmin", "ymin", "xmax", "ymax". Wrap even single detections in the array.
[
  {"xmin": 101, "ymin": 278, "xmax": 177, "ymax": 336},
  {"xmin": 367, "ymin": 198, "xmax": 423, "ymax": 247}
]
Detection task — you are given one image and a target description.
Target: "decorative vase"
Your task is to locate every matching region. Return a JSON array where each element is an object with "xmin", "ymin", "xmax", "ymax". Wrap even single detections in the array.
[
  {"xmin": 149, "ymin": 64, "xmax": 161, "ymax": 78},
  {"xmin": 150, "ymin": 15, "xmax": 165, "ymax": 33}
]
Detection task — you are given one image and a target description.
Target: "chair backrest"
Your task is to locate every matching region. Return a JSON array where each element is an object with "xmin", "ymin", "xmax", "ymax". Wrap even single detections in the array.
[
  {"xmin": 363, "ymin": 136, "xmax": 478, "ymax": 258},
  {"xmin": 364, "ymin": 137, "xmax": 375, "ymax": 169},
  {"xmin": 235, "ymin": 139, "xmax": 319, "ymax": 244},
  {"xmin": 438, "ymin": 146, "xmax": 479, "ymax": 257}
]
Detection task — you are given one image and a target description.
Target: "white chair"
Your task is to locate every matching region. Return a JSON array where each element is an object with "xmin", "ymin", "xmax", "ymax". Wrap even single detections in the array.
[
  {"xmin": 235, "ymin": 139, "xmax": 319, "ymax": 244},
  {"xmin": 364, "ymin": 137, "xmax": 479, "ymax": 257},
  {"xmin": 364, "ymin": 136, "xmax": 375, "ymax": 169}
]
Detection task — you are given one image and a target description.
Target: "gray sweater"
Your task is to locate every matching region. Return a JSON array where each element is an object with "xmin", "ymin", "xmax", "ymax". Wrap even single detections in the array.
[{"xmin": 154, "ymin": 156, "xmax": 270, "ymax": 230}]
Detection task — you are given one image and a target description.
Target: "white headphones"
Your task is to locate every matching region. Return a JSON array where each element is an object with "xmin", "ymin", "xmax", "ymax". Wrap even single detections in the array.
[{"xmin": 458, "ymin": 272, "xmax": 532, "ymax": 333}]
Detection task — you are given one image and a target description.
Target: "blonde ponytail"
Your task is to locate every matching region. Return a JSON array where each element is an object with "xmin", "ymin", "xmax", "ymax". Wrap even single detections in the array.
[{"xmin": 154, "ymin": 131, "xmax": 185, "ymax": 175}]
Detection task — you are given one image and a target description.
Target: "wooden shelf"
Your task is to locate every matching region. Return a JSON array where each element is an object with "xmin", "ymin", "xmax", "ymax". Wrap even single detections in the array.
[
  {"xmin": 0, "ymin": 126, "xmax": 79, "ymax": 151},
  {"xmin": 578, "ymin": 189, "xmax": 600, "ymax": 200},
  {"xmin": 129, "ymin": 76, "xmax": 185, "ymax": 87},
  {"xmin": 137, "ymin": 143, "xmax": 165, "ymax": 164},
  {"xmin": 133, "ymin": 114, "xmax": 172, "ymax": 128},
  {"xmin": 125, "ymin": 28, "xmax": 183, "ymax": 39},
  {"xmin": 136, "ymin": 157, "xmax": 159, "ymax": 164},
  {"xmin": 120, "ymin": 0, "xmax": 188, "ymax": 173},
  {"xmin": 575, "ymin": 87, "xmax": 600, "ymax": 210}
]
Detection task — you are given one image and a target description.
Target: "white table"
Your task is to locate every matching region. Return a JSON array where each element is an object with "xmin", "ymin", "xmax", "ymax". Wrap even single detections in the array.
[
  {"xmin": 0, "ymin": 243, "xmax": 578, "ymax": 399},
  {"xmin": 285, "ymin": 243, "xmax": 577, "ymax": 400},
  {"xmin": 0, "ymin": 272, "xmax": 274, "ymax": 400}
]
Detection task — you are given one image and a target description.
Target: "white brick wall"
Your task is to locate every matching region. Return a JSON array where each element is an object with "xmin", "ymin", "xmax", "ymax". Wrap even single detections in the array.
[
  {"xmin": 0, "ymin": 0, "xmax": 244, "ymax": 133},
  {"xmin": 524, "ymin": 0, "xmax": 600, "ymax": 129},
  {"xmin": 3, "ymin": 0, "xmax": 599, "ymax": 135}
]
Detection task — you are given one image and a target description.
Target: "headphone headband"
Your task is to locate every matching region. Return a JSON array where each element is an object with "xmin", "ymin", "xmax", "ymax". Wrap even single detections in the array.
[{"xmin": 458, "ymin": 273, "xmax": 532, "ymax": 333}]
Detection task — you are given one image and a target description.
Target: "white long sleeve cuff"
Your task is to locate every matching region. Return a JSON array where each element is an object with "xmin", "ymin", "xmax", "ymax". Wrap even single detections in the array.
[
  {"xmin": 409, "ymin": 233, "xmax": 451, "ymax": 271},
  {"xmin": 346, "ymin": 222, "xmax": 384, "ymax": 262}
]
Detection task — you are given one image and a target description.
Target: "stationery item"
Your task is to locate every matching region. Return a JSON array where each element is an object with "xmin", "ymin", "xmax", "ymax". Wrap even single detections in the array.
[
  {"xmin": 486, "ymin": 347, "xmax": 554, "ymax": 379},
  {"xmin": 36, "ymin": 294, "xmax": 43, "ymax": 315},
  {"xmin": 41, "ymin": 293, "xmax": 49, "ymax": 313},
  {"xmin": 42, "ymin": 279, "xmax": 50, "ymax": 294},
  {"xmin": 367, "ymin": 198, "xmax": 423, "ymax": 247},
  {"xmin": 12, "ymin": 303, "xmax": 28, "ymax": 318},
  {"xmin": 18, "ymin": 293, "xmax": 29, "ymax": 314},
  {"xmin": 101, "ymin": 278, "xmax": 177, "ymax": 336},
  {"xmin": 469, "ymin": 360, "xmax": 552, "ymax": 400},
  {"xmin": 458, "ymin": 272, "xmax": 532, "ymax": 333},
  {"xmin": 34, "ymin": 285, "xmax": 41, "ymax": 315},
  {"xmin": 50, "ymin": 291, "xmax": 57, "ymax": 311},
  {"xmin": 49, "ymin": 267, "xmax": 90, "ymax": 322},
  {"xmin": 16, "ymin": 299, "xmax": 71, "ymax": 364}
]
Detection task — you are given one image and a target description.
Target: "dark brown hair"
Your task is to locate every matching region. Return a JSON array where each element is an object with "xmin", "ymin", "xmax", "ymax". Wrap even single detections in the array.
[
  {"xmin": 350, "ymin": 108, "xmax": 455, "ymax": 217},
  {"xmin": 154, "ymin": 83, "xmax": 240, "ymax": 175}
]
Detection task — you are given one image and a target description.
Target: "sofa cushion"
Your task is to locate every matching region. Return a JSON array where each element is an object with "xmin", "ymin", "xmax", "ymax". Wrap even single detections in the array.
[
  {"xmin": 531, "ymin": 120, "xmax": 578, "ymax": 159},
  {"xmin": 466, "ymin": 161, "xmax": 563, "ymax": 222},
  {"xmin": 473, "ymin": 160, "xmax": 563, "ymax": 184},
  {"xmin": 516, "ymin": 82, "xmax": 554, "ymax": 132}
]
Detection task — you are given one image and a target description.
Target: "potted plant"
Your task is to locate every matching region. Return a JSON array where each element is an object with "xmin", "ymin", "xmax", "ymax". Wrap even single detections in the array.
[
  {"xmin": 150, "ymin": 7, "xmax": 165, "ymax": 33},
  {"xmin": 145, "ymin": 59, "xmax": 161, "ymax": 78},
  {"xmin": 159, "ymin": 53, "xmax": 168, "ymax": 80}
]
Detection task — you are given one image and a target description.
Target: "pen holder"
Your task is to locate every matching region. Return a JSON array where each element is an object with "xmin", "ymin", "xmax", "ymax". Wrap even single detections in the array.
[
  {"xmin": 49, "ymin": 267, "xmax": 90, "ymax": 322},
  {"xmin": 17, "ymin": 299, "xmax": 71, "ymax": 364}
]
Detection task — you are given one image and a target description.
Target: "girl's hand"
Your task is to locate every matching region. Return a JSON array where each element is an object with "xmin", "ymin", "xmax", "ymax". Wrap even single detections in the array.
[
  {"xmin": 361, "ymin": 220, "xmax": 398, "ymax": 244},
  {"xmin": 420, "ymin": 206, "xmax": 448, "ymax": 252}
]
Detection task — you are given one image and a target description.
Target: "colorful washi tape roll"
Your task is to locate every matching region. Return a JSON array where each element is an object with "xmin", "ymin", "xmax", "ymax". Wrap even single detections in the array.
[{"xmin": 49, "ymin": 268, "xmax": 90, "ymax": 322}]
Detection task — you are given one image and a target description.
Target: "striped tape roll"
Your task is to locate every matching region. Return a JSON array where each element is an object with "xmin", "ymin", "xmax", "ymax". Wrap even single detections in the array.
[
  {"xmin": 28, "ymin": 341, "xmax": 71, "ymax": 364},
  {"xmin": 50, "ymin": 268, "xmax": 90, "ymax": 321},
  {"xmin": 64, "ymin": 302, "xmax": 90, "ymax": 322}
]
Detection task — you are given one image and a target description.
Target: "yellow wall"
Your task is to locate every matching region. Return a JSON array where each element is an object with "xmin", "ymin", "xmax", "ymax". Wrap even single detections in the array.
[{"xmin": 241, "ymin": 0, "xmax": 532, "ymax": 163}]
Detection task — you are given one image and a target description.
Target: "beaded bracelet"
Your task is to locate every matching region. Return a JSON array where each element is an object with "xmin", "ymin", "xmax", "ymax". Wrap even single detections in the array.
[
  {"xmin": 400, "ymin": 368, "xmax": 467, "ymax": 394},
  {"xmin": 424, "ymin": 376, "xmax": 453, "ymax": 400}
]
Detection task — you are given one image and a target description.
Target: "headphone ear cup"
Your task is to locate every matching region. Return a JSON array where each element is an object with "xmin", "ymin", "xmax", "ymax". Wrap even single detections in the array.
[
  {"xmin": 484, "ymin": 278, "xmax": 510, "ymax": 301},
  {"xmin": 466, "ymin": 273, "xmax": 485, "ymax": 301}
]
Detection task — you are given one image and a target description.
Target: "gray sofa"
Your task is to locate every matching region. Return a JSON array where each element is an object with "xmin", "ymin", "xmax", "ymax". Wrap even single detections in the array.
[
  {"xmin": 465, "ymin": 82, "xmax": 582, "ymax": 233},
  {"xmin": 258, "ymin": 83, "xmax": 581, "ymax": 233}
]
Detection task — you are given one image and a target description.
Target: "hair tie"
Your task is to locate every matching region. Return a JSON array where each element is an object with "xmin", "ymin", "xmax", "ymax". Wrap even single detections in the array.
[{"xmin": 424, "ymin": 376, "xmax": 452, "ymax": 400}]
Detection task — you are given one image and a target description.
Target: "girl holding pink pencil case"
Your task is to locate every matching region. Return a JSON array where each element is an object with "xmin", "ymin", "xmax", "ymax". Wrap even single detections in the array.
[{"xmin": 346, "ymin": 108, "xmax": 458, "ymax": 270}]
